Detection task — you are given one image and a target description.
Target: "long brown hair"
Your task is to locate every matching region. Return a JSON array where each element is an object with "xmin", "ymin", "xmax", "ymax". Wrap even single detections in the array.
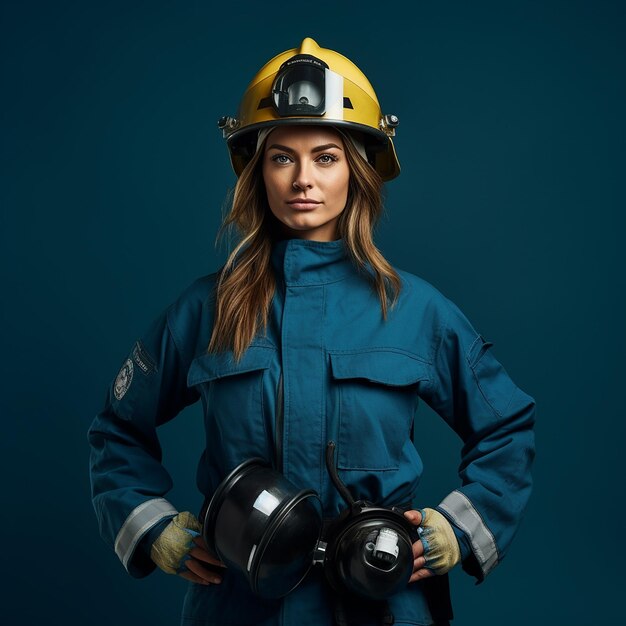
[{"xmin": 208, "ymin": 127, "xmax": 402, "ymax": 361}]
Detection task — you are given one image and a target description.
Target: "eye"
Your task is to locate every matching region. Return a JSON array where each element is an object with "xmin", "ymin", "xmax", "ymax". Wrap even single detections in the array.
[
  {"xmin": 270, "ymin": 154, "xmax": 292, "ymax": 164},
  {"xmin": 316, "ymin": 153, "xmax": 338, "ymax": 164}
]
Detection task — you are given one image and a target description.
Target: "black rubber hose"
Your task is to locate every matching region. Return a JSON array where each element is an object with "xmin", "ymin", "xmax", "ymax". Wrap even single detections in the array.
[{"xmin": 325, "ymin": 440, "xmax": 355, "ymax": 507}]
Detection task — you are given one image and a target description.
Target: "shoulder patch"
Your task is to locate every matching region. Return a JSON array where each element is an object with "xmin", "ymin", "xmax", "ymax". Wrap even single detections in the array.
[
  {"xmin": 132, "ymin": 340, "xmax": 157, "ymax": 375},
  {"xmin": 114, "ymin": 358, "xmax": 134, "ymax": 400}
]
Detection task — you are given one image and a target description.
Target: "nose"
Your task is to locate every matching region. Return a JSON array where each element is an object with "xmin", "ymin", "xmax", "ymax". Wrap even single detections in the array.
[{"xmin": 292, "ymin": 161, "xmax": 314, "ymax": 191}]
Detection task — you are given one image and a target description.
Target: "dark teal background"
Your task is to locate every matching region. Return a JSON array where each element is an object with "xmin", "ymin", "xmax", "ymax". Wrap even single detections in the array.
[{"xmin": 2, "ymin": 0, "xmax": 624, "ymax": 624}]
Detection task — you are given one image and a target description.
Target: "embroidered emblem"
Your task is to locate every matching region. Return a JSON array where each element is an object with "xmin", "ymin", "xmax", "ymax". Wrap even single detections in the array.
[
  {"xmin": 132, "ymin": 340, "xmax": 156, "ymax": 375},
  {"xmin": 114, "ymin": 358, "xmax": 134, "ymax": 400}
]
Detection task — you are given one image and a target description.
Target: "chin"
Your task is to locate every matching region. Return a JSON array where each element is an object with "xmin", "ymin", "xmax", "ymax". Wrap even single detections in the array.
[{"xmin": 282, "ymin": 217, "xmax": 325, "ymax": 231}]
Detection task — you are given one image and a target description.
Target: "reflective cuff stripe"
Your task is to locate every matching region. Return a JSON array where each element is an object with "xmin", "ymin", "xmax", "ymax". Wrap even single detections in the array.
[
  {"xmin": 114, "ymin": 498, "xmax": 179, "ymax": 570},
  {"xmin": 437, "ymin": 490, "xmax": 498, "ymax": 577}
]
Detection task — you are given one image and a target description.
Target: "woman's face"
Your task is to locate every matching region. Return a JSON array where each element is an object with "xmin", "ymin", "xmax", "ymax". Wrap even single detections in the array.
[{"xmin": 262, "ymin": 125, "xmax": 350, "ymax": 242}]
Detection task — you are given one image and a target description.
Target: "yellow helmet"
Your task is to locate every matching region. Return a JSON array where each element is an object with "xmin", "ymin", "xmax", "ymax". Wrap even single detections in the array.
[{"xmin": 219, "ymin": 37, "xmax": 400, "ymax": 181}]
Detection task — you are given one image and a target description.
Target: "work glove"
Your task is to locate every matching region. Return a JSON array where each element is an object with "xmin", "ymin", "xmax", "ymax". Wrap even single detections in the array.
[
  {"xmin": 415, "ymin": 507, "xmax": 462, "ymax": 575},
  {"xmin": 150, "ymin": 511, "xmax": 202, "ymax": 575}
]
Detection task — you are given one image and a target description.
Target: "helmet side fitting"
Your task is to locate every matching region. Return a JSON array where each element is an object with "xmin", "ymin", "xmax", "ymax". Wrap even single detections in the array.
[{"xmin": 219, "ymin": 37, "xmax": 400, "ymax": 181}]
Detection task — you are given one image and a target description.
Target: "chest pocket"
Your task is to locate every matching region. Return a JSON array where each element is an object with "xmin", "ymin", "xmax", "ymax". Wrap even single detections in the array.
[
  {"xmin": 187, "ymin": 344, "xmax": 276, "ymax": 468},
  {"xmin": 328, "ymin": 349, "xmax": 430, "ymax": 471}
]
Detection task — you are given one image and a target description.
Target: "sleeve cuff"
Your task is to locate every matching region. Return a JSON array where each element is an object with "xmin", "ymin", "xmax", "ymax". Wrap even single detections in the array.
[
  {"xmin": 114, "ymin": 498, "xmax": 179, "ymax": 578},
  {"xmin": 435, "ymin": 490, "xmax": 500, "ymax": 585},
  {"xmin": 137, "ymin": 515, "xmax": 177, "ymax": 559},
  {"xmin": 450, "ymin": 522, "xmax": 472, "ymax": 562}
]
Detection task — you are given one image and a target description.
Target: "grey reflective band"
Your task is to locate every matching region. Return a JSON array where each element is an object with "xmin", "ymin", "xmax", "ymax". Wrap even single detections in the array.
[
  {"xmin": 438, "ymin": 490, "xmax": 499, "ymax": 577},
  {"xmin": 115, "ymin": 498, "xmax": 179, "ymax": 569}
]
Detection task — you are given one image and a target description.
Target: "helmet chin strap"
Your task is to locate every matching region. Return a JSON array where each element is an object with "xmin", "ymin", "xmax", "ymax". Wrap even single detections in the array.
[{"xmin": 255, "ymin": 126, "xmax": 369, "ymax": 164}]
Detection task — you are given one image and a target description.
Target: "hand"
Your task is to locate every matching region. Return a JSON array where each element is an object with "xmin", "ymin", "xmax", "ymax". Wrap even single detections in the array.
[
  {"xmin": 404, "ymin": 507, "xmax": 462, "ymax": 579},
  {"xmin": 404, "ymin": 509, "xmax": 435, "ymax": 583},
  {"xmin": 150, "ymin": 511, "xmax": 226, "ymax": 585},
  {"xmin": 177, "ymin": 535, "xmax": 227, "ymax": 586}
]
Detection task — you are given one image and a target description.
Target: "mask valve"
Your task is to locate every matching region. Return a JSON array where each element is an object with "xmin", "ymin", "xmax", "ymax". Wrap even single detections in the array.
[{"xmin": 371, "ymin": 528, "xmax": 399, "ymax": 566}]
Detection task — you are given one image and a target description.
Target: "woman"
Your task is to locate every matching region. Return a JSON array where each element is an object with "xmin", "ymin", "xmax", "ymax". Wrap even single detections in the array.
[{"xmin": 88, "ymin": 38, "xmax": 536, "ymax": 626}]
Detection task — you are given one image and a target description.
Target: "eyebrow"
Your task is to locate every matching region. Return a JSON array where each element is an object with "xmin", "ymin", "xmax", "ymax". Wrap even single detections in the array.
[{"xmin": 266, "ymin": 143, "xmax": 343, "ymax": 154}]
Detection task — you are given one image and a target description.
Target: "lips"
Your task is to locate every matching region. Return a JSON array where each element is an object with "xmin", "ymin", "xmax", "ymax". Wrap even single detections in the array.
[{"xmin": 287, "ymin": 199, "xmax": 321, "ymax": 210}]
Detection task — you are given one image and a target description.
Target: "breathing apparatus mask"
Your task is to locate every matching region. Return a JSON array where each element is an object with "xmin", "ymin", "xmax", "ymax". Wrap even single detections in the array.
[{"xmin": 201, "ymin": 442, "xmax": 418, "ymax": 601}]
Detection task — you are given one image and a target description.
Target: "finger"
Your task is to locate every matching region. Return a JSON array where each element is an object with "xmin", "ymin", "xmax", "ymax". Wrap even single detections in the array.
[
  {"xmin": 409, "ymin": 568, "xmax": 435, "ymax": 584},
  {"xmin": 412, "ymin": 539, "xmax": 425, "ymax": 560},
  {"xmin": 191, "ymin": 536, "xmax": 226, "ymax": 565},
  {"xmin": 188, "ymin": 546, "xmax": 227, "ymax": 568},
  {"xmin": 191, "ymin": 537, "xmax": 227, "ymax": 564},
  {"xmin": 192, "ymin": 535, "xmax": 209, "ymax": 550},
  {"xmin": 403, "ymin": 510, "xmax": 423, "ymax": 526},
  {"xmin": 413, "ymin": 556, "xmax": 427, "ymax": 570},
  {"xmin": 186, "ymin": 557, "xmax": 223, "ymax": 584},
  {"xmin": 178, "ymin": 570, "xmax": 212, "ymax": 585}
]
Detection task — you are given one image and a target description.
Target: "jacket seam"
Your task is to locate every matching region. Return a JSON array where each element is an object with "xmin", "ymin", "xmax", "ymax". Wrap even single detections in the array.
[
  {"xmin": 320, "ymin": 284, "xmax": 327, "ymax": 492},
  {"xmin": 166, "ymin": 304, "xmax": 191, "ymax": 372},
  {"xmin": 466, "ymin": 334, "xmax": 483, "ymax": 367},
  {"xmin": 424, "ymin": 301, "xmax": 452, "ymax": 395},
  {"xmin": 470, "ymin": 365, "xmax": 505, "ymax": 420}
]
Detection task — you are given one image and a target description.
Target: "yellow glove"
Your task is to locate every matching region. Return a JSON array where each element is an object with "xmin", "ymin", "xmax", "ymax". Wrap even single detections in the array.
[
  {"xmin": 417, "ymin": 508, "xmax": 461, "ymax": 575},
  {"xmin": 150, "ymin": 511, "xmax": 202, "ymax": 575}
]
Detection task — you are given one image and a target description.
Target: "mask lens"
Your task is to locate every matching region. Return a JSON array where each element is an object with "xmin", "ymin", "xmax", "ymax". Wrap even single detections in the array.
[
  {"xmin": 288, "ymin": 76, "xmax": 323, "ymax": 108},
  {"xmin": 272, "ymin": 56, "xmax": 327, "ymax": 116}
]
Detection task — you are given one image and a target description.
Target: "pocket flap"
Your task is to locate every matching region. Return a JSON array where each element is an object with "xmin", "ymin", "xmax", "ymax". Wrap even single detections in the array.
[
  {"xmin": 187, "ymin": 344, "xmax": 275, "ymax": 387},
  {"xmin": 328, "ymin": 349, "xmax": 430, "ymax": 386}
]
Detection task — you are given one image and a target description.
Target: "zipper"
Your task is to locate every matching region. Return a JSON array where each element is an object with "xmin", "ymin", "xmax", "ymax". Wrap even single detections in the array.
[{"xmin": 275, "ymin": 370, "xmax": 284, "ymax": 472}]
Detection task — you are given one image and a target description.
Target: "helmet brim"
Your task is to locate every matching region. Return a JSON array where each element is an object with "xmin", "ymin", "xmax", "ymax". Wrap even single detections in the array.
[{"xmin": 227, "ymin": 119, "xmax": 400, "ymax": 182}]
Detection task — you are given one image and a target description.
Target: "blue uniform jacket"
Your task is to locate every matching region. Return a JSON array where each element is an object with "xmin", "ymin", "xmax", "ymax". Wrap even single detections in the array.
[{"xmin": 88, "ymin": 237, "xmax": 536, "ymax": 626}]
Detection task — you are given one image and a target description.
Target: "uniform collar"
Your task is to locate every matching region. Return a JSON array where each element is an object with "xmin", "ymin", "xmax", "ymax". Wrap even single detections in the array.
[{"xmin": 270, "ymin": 237, "xmax": 355, "ymax": 286}]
